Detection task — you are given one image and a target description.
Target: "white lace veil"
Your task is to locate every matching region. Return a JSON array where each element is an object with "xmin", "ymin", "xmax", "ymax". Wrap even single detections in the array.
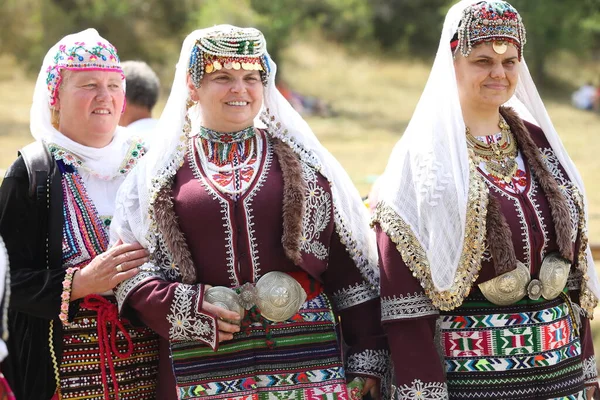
[
  {"xmin": 378, "ymin": 0, "xmax": 600, "ymax": 297},
  {"xmin": 110, "ymin": 25, "xmax": 379, "ymax": 286}
]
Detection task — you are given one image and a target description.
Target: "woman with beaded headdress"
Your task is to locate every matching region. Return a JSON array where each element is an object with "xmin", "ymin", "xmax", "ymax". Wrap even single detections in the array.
[
  {"xmin": 0, "ymin": 29, "xmax": 159, "ymax": 399},
  {"xmin": 110, "ymin": 25, "xmax": 392, "ymax": 399},
  {"xmin": 373, "ymin": 1, "xmax": 600, "ymax": 399}
]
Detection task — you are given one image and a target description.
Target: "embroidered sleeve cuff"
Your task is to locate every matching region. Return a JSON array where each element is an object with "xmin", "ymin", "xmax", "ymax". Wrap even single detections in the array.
[
  {"xmin": 583, "ymin": 355, "xmax": 598, "ymax": 385},
  {"xmin": 331, "ymin": 282, "xmax": 379, "ymax": 311},
  {"xmin": 381, "ymin": 292, "xmax": 439, "ymax": 322},
  {"xmin": 114, "ymin": 264, "xmax": 163, "ymax": 313},
  {"xmin": 167, "ymin": 283, "xmax": 218, "ymax": 350},
  {"xmin": 346, "ymin": 349, "xmax": 393, "ymax": 399},
  {"xmin": 394, "ymin": 379, "xmax": 448, "ymax": 400}
]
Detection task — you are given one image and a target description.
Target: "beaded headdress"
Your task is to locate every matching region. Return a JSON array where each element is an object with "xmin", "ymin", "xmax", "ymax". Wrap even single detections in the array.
[
  {"xmin": 452, "ymin": 0, "xmax": 526, "ymax": 59},
  {"xmin": 45, "ymin": 29, "xmax": 123, "ymax": 107},
  {"xmin": 188, "ymin": 26, "xmax": 269, "ymax": 87}
]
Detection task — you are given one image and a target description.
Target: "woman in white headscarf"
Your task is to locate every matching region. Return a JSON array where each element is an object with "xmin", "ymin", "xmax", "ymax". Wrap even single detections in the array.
[
  {"xmin": 110, "ymin": 25, "xmax": 392, "ymax": 399},
  {"xmin": 0, "ymin": 29, "xmax": 159, "ymax": 399},
  {"xmin": 373, "ymin": 1, "xmax": 600, "ymax": 399}
]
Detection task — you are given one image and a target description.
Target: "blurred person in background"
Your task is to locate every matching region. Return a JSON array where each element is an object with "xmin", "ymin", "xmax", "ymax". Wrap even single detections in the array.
[
  {"xmin": 0, "ymin": 29, "xmax": 159, "ymax": 399},
  {"xmin": 373, "ymin": 1, "xmax": 600, "ymax": 399},
  {"xmin": 110, "ymin": 25, "xmax": 391, "ymax": 400},
  {"xmin": 119, "ymin": 60, "xmax": 160, "ymax": 134},
  {"xmin": 572, "ymin": 81, "xmax": 596, "ymax": 111}
]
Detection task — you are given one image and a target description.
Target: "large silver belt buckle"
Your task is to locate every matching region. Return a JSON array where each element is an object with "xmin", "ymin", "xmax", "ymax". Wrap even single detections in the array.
[
  {"xmin": 255, "ymin": 271, "xmax": 307, "ymax": 322},
  {"xmin": 478, "ymin": 253, "xmax": 571, "ymax": 306},
  {"xmin": 538, "ymin": 252, "xmax": 570, "ymax": 300},
  {"xmin": 204, "ymin": 271, "xmax": 307, "ymax": 323}
]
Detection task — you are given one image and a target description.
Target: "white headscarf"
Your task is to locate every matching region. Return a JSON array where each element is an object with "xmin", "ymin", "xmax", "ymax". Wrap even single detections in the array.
[
  {"xmin": 31, "ymin": 28, "xmax": 139, "ymax": 215},
  {"xmin": 110, "ymin": 25, "xmax": 378, "ymax": 286},
  {"xmin": 378, "ymin": 0, "xmax": 600, "ymax": 298}
]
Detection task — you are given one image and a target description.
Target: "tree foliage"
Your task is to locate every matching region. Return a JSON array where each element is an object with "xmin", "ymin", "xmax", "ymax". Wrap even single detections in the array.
[{"xmin": 0, "ymin": 0, "xmax": 598, "ymax": 84}]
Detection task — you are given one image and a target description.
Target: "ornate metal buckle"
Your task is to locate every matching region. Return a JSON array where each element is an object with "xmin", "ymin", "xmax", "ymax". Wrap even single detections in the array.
[
  {"xmin": 538, "ymin": 252, "xmax": 570, "ymax": 301},
  {"xmin": 255, "ymin": 271, "xmax": 307, "ymax": 322},
  {"xmin": 204, "ymin": 271, "xmax": 307, "ymax": 323},
  {"xmin": 478, "ymin": 253, "xmax": 571, "ymax": 306},
  {"xmin": 478, "ymin": 261, "xmax": 530, "ymax": 306}
]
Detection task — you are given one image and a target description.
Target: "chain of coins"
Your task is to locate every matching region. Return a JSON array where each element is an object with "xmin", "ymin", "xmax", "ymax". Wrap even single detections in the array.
[{"xmin": 466, "ymin": 116, "xmax": 518, "ymax": 183}]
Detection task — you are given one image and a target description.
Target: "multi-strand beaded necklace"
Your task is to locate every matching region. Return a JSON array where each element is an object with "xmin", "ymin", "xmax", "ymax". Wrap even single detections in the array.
[
  {"xmin": 196, "ymin": 126, "xmax": 261, "ymax": 195},
  {"xmin": 466, "ymin": 116, "xmax": 518, "ymax": 183}
]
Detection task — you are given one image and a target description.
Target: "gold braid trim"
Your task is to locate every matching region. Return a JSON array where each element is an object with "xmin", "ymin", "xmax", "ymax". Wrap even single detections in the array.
[
  {"xmin": 573, "ymin": 187, "xmax": 598, "ymax": 317},
  {"xmin": 374, "ymin": 159, "xmax": 489, "ymax": 311},
  {"xmin": 49, "ymin": 320, "xmax": 62, "ymax": 398}
]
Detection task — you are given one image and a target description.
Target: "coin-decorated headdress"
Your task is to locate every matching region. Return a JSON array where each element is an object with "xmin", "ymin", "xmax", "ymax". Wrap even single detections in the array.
[
  {"xmin": 188, "ymin": 26, "xmax": 269, "ymax": 87},
  {"xmin": 451, "ymin": 0, "xmax": 526, "ymax": 59}
]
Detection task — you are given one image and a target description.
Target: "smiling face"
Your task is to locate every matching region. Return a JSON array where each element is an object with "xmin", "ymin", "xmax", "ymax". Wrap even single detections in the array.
[
  {"xmin": 187, "ymin": 68, "xmax": 264, "ymax": 132},
  {"xmin": 454, "ymin": 41, "xmax": 520, "ymax": 115},
  {"xmin": 54, "ymin": 70, "xmax": 125, "ymax": 148}
]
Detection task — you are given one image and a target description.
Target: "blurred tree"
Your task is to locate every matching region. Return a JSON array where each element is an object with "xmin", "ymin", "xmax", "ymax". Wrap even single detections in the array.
[
  {"xmin": 1, "ymin": 0, "xmax": 598, "ymax": 88},
  {"xmin": 370, "ymin": 0, "xmax": 452, "ymax": 57},
  {"xmin": 511, "ymin": 0, "xmax": 600, "ymax": 84}
]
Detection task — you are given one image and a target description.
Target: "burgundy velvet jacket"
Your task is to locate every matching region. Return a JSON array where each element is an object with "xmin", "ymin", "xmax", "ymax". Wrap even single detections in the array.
[
  {"xmin": 116, "ymin": 133, "xmax": 390, "ymax": 399},
  {"xmin": 375, "ymin": 115, "xmax": 598, "ymax": 397}
]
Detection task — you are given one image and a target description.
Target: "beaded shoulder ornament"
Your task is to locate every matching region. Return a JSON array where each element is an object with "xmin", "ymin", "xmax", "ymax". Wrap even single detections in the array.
[{"xmin": 188, "ymin": 26, "xmax": 270, "ymax": 87}]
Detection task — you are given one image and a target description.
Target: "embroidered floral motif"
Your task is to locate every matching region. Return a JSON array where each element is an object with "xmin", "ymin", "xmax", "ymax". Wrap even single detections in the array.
[
  {"xmin": 118, "ymin": 138, "xmax": 146, "ymax": 175},
  {"xmin": 346, "ymin": 349, "xmax": 393, "ymax": 400},
  {"xmin": 262, "ymin": 108, "xmax": 379, "ymax": 289},
  {"xmin": 331, "ymin": 282, "xmax": 378, "ymax": 311},
  {"xmin": 167, "ymin": 284, "xmax": 215, "ymax": 345},
  {"xmin": 394, "ymin": 379, "xmax": 448, "ymax": 400},
  {"xmin": 299, "ymin": 163, "xmax": 331, "ymax": 260},
  {"xmin": 582, "ymin": 355, "xmax": 598, "ymax": 384},
  {"xmin": 115, "ymin": 269, "xmax": 161, "ymax": 312},
  {"xmin": 48, "ymin": 137, "xmax": 145, "ymax": 181},
  {"xmin": 347, "ymin": 349, "xmax": 390, "ymax": 376},
  {"xmin": 381, "ymin": 292, "xmax": 438, "ymax": 321},
  {"xmin": 153, "ymin": 236, "xmax": 183, "ymax": 281}
]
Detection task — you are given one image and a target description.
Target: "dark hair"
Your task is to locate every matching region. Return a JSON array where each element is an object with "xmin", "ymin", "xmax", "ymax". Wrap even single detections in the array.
[{"xmin": 122, "ymin": 61, "xmax": 160, "ymax": 110}]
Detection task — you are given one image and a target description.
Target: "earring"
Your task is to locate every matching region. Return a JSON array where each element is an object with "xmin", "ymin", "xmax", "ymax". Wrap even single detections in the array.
[{"xmin": 51, "ymin": 108, "xmax": 60, "ymax": 129}]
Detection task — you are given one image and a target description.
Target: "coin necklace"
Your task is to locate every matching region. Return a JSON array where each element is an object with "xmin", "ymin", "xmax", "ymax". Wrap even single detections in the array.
[{"xmin": 466, "ymin": 116, "xmax": 518, "ymax": 183}]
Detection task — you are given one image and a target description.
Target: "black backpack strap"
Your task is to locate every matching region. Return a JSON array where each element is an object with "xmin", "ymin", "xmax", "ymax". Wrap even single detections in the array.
[{"xmin": 18, "ymin": 142, "xmax": 53, "ymax": 200}]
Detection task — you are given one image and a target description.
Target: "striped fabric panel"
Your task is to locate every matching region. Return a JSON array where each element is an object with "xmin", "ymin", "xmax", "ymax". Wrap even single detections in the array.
[
  {"xmin": 171, "ymin": 293, "xmax": 350, "ymax": 400},
  {"xmin": 59, "ymin": 306, "xmax": 159, "ymax": 399},
  {"xmin": 441, "ymin": 293, "xmax": 587, "ymax": 399}
]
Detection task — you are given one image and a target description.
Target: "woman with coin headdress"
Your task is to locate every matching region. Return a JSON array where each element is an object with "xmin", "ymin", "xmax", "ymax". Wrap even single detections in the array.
[
  {"xmin": 373, "ymin": 1, "xmax": 600, "ymax": 399},
  {"xmin": 0, "ymin": 29, "xmax": 159, "ymax": 399},
  {"xmin": 110, "ymin": 25, "xmax": 392, "ymax": 399}
]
